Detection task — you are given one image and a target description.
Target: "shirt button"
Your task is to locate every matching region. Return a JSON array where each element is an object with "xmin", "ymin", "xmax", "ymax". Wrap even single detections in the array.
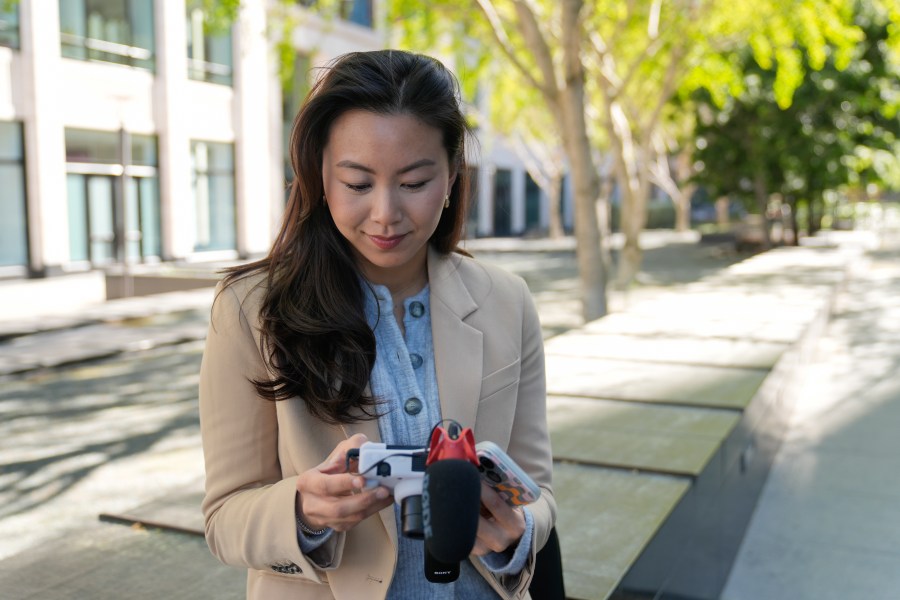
[
  {"xmin": 410, "ymin": 353, "xmax": 423, "ymax": 369},
  {"xmin": 404, "ymin": 397, "xmax": 423, "ymax": 415},
  {"xmin": 409, "ymin": 301, "xmax": 425, "ymax": 318}
]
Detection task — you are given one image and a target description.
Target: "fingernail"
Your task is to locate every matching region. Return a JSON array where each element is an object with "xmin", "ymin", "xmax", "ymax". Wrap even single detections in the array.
[
  {"xmin": 352, "ymin": 477, "xmax": 363, "ymax": 489},
  {"xmin": 375, "ymin": 487, "xmax": 389, "ymax": 500}
]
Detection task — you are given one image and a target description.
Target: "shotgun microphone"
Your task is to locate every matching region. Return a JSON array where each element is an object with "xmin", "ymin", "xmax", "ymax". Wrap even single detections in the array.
[
  {"xmin": 424, "ymin": 546, "xmax": 460, "ymax": 584},
  {"xmin": 422, "ymin": 458, "xmax": 482, "ymax": 565}
]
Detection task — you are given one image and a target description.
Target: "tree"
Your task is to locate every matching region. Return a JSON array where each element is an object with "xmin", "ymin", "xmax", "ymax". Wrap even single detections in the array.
[
  {"xmin": 391, "ymin": 0, "xmax": 611, "ymax": 320},
  {"xmin": 692, "ymin": 1, "xmax": 900, "ymax": 243},
  {"xmin": 390, "ymin": 0, "xmax": 864, "ymax": 305},
  {"xmin": 583, "ymin": 0, "xmax": 866, "ymax": 282}
]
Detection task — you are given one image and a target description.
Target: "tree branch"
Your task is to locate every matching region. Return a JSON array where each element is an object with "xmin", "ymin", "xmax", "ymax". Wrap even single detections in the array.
[
  {"xmin": 640, "ymin": 43, "xmax": 686, "ymax": 142},
  {"xmin": 647, "ymin": 131, "xmax": 681, "ymax": 201},
  {"xmin": 473, "ymin": 0, "xmax": 554, "ymax": 98},
  {"xmin": 588, "ymin": 32, "xmax": 623, "ymax": 97},
  {"xmin": 513, "ymin": 0, "xmax": 558, "ymax": 92}
]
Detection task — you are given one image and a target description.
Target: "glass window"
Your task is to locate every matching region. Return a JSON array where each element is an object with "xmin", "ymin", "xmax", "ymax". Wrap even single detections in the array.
[
  {"xmin": 341, "ymin": 0, "xmax": 372, "ymax": 28},
  {"xmin": 59, "ymin": 0, "xmax": 156, "ymax": 71},
  {"xmin": 66, "ymin": 128, "xmax": 120, "ymax": 164},
  {"xmin": 191, "ymin": 141, "xmax": 236, "ymax": 252},
  {"xmin": 130, "ymin": 133, "xmax": 157, "ymax": 167},
  {"xmin": 66, "ymin": 128, "xmax": 155, "ymax": 166},
  {"xmin": 525, "ymin": 173, "xmax": 541, "ymax": 231},
  {"xmin": 67, "ymin": 175, "xmax": 90, "ymax": 263},
  {"xmin": 65, "ymin": 128, "xmax": 161, "ymax": 264},
  {"xmin": 186, "ymin": 2, "xmax": 233, "ymax": 85},
  {"xmin": 298, "ymin": 0, "xmax": 373, "ymax": 28},
  {"xmin": 0, "ymin": 3, "xmax": 19, "ymax": 49},
  {"xmin": 87, "ymin": 175, "xmax": 117, "ymax": 263},
  {"xmin": 493, "ymin": 168, "xmax": 512, "ymax": 236},
  {"xmin": 0, "ymin": 122, "xmax": 27, "ymax": 266},
  {"xmin": 131, "ymin": 176, "xmax": 160, "ymax": 258}
]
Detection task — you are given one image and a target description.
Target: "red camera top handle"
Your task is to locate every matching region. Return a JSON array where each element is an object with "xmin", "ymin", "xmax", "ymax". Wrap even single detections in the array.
[{"xmin": 426, "ymin": 420, "xmax": 479, "ymax": 467}]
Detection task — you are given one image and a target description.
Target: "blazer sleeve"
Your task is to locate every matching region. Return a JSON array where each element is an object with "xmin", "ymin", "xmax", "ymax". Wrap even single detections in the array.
[{"xmin": 199, "ymin": 281, "xmax": 345, "ymax": 583}]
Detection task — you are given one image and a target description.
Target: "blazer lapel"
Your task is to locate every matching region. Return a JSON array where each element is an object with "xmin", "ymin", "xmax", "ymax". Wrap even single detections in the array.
[{"xmin": 428, "ymin": 248, "xmax": 483, "ymax": 431}]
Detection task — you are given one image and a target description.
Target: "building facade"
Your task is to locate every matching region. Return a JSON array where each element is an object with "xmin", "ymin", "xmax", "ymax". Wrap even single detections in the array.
[{"xmin": 0, "ymin": 0, "xmax": 569, "ymax": 279}]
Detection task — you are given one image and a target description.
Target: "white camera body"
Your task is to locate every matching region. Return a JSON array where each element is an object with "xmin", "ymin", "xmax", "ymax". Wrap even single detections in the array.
[{"xmin": 352, "ymin": 441, "xmax": 428, "ymax": 504}]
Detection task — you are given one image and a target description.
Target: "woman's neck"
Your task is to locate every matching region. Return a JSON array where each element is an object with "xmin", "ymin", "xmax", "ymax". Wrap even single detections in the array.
[{"xmin": 360, "ymin": 250, "xmax": 429, "ymax": 307}]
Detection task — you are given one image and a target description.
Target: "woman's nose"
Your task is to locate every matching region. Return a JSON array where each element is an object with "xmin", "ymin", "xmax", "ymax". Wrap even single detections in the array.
[{"xmin": 370, "ymin": 188, "xmax": 402, "ymax": 225}]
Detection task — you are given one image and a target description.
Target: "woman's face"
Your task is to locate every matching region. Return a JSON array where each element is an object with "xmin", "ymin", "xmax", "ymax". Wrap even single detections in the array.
[{"xmin": 322, "ymin": 110, "xmax": 456, "ymax": 288}]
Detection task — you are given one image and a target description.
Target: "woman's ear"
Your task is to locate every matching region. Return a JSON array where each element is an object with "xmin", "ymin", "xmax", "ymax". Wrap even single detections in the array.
[{"xmin": 447, "ymin": 169, "xmax": 458, "ymax": 195}]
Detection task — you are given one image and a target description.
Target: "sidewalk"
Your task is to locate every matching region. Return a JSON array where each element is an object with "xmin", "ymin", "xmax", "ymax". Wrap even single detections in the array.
[
  {"xmin": 722, "ymin": 238, "xmax": 900, "ymax": 599},
  {"xmin": 541, "ymin": 235, "xmax": 868, "ymax": 599}
]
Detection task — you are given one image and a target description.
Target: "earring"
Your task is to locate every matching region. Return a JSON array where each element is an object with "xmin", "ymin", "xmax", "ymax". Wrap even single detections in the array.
[
  {"xmin": 322, "ymin": 195, "xmax": 327, "ymax": 205},
  {"xmin": 443, "ymin": 195, "xmax": 450, "ymax": 209}
]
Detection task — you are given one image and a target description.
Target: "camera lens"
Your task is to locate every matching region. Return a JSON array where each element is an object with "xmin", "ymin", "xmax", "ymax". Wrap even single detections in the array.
[
  {"xmin": 479, "ymin": 456, "xmax": 495, "ymax": 470},
  {"xmin": 401, "ymin": 495, "xmax": 424, "ymax": 539},
  {"xmin": 486, "ymin": 471, "xmax": 501, "ymax": 483}
]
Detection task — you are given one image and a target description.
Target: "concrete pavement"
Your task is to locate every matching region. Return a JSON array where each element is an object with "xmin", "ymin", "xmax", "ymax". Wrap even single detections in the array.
[
  {"xmin": 722, "ymin": 238, "xmax": 900, "ymax": 599},
  {"xmin": 541, "ymin": 235, "xmax": 871, "ymax": 599}
]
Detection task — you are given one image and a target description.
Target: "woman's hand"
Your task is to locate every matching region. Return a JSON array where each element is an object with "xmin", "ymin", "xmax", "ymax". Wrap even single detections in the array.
[
  {"xmin": 295, "ymin": 433, "xmax": 393, "ymax": 533},
  {"xmin": 470, "ymin": 483, "xmax": 526, "ymax": 556}
]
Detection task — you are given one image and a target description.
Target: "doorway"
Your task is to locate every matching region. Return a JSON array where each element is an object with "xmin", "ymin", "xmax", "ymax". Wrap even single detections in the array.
[{"xmin": 67, "ymin": 173, "xmax": 160, "ymax": 265}]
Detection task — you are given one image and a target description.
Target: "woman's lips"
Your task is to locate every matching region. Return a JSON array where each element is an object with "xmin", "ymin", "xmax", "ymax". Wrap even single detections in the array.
[{"xmin": 368, "ymin": 234, "xmax": 407, "ymax": 250}]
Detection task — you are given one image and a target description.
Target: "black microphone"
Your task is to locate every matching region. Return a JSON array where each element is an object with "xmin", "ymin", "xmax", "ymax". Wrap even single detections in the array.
[
  {"xmin": 422, "ymin": 458, "xmax": 482, "ymax": 565},
  {"xmin": 424, "ymin": 546, "xmax": 460, "ymax": 584}
]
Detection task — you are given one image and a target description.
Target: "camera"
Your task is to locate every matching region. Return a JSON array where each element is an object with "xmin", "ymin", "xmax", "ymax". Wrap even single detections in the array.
[
  {"xmin": 345, "ymin": 422, "xmax": 485, "ymax": 584},
  {"xmin": 346, "ymin": 442, "xmax": 428, "ymax": 538}
]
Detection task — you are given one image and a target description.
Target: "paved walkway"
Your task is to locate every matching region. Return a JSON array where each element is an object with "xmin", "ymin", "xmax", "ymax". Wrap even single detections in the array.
[
  {"xmin": 722, "ymin": 238, "xmax": 900, "ymax": 599},
  {"xmin": 541, "ymin": 235, "xmax": 869, "ymax": 599}
]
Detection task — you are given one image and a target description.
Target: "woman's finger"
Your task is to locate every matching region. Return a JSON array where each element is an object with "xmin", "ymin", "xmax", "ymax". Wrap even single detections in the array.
[
  {"xmin": 299, "ymin": 470, "xmax": 360, "ymax": 497},
  {"xmin": 303, "ymin": 486, "xmax": 393, "ymax": 532},
  {"xmin": 318, "ymin": 433, "xmax": 369, "ymax": 473}
]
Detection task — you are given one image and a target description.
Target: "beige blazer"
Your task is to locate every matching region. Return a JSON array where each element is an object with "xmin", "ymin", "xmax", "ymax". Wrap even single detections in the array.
[{"xmin": 200, "ymin": 247, "xmax": 556, "ymax": 600}]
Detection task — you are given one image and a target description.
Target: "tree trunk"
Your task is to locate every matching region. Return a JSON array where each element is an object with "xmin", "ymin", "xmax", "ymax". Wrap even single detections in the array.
[
  {"xmin": 787, "ymin": 197, "xmax": 800, "ymax": 245},
  {"xmin": 548, "ymin": 172, "xmax": 564, "ymax": 239},
  {"xmin": 716, "ymin": 196, "xmax": 730, "ymax": 227},
  {"xmin": 559, "ymin": 95, "xmax": 608, "ymax": 319},
  {"xmin": 753, "ymin": 171, "xmax": 772, "ymax": 249},
  {"xmin": 597, "ymin": 176, "xmax": 614, "ymax": 268},
  {"xmin": 674, "ymin": 150, "xmax": 694, "ymax": 232},
  {"xmin": 606, "ymin": 101, "xmax": 649, "ymax": 289},
  {"xmin": 809, "ymin": 197, "xmax": 822, "ymax": 235},
  {"xmin": 616, "ymin": 172, "xmax": 650, "ymax": 288},
  {"xmin": 557, "ymin": 0, "xmax": 608, "ymax": 321}
]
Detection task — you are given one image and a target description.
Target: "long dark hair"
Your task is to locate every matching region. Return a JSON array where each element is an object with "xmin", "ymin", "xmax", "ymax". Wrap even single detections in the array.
[{"xmin": 221, "ymin": 50, "xmax": 473, "ymax": 424}]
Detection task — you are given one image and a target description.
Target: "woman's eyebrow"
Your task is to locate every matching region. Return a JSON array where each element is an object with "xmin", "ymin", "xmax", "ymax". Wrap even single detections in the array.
[{"xmin": 335, "ymin": 158, "xmax": 437, "ymax": 175}]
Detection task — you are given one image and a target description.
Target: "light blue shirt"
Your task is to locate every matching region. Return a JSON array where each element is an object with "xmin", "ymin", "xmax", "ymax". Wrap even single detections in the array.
[{"xmin": 298, "ymin": 282, "xmax": 533, "ymax": 598}]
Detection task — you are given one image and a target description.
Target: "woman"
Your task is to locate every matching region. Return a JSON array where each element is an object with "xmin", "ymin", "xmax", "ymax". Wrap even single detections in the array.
[{"xmin": 200, "ymin": 49, "xmax": 556, "ymax": 600}]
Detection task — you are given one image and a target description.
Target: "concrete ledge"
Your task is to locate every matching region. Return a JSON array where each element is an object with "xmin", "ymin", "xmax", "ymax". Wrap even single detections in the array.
[
  {"xmin": 0, "ymin": 521, "xmax": 245, "ymax": 600},
  {"xmin": 545, "ymin": 245, "xmax": 859, "ymax": 600},
  {"xmin": 105, "ymin": 273, "xmax": 218, "ymax": 300}
]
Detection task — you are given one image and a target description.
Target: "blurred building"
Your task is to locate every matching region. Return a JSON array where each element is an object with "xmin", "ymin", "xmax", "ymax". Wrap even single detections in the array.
[{"xmin": 0, "ymin": 0, "xmax": 569, "ymax": 279}]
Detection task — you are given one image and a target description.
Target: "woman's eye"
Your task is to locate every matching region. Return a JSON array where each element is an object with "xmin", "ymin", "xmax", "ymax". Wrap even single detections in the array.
[
  {"xmin": 403, "ymin": 181, "xmax": 427, "ymax": 191},
  {"xmin": 345, "ymin": 183, "xmax": 370, "ymax": 192}
]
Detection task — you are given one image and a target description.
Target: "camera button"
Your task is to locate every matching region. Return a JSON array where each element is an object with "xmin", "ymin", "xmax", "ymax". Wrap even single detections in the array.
[{"xmin": 404, "ymin": 397, "xmax": 423, "ymax": 415}]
